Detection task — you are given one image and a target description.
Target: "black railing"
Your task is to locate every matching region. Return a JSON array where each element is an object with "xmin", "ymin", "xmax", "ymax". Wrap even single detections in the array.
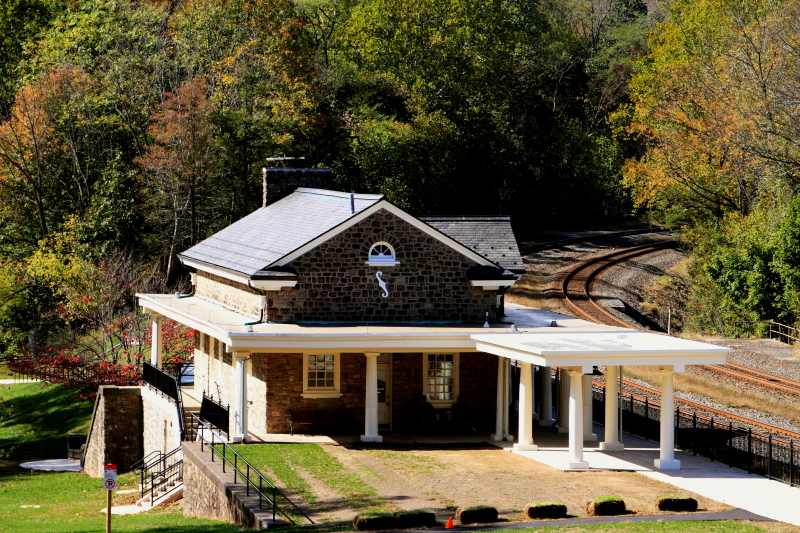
[
  {"xmin": 592, "ymin": 384, "xmax": 800, "ymax": 487},
  {"xmin": 132, "ymin": 447, "xmax": 184, "ymax": 505},
  {"xmin": 199, "ymin": 393, "xmax": 229, "ymax": 435},
  {"xmin": 189, "ymin": 415, "xmax": 313, "ymax": 525},
  {"xmin": 143, "ymin": 361, "xmax": 185, "ymax": 439}
]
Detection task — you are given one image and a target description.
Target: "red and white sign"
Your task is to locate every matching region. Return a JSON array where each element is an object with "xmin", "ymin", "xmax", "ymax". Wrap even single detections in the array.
[{"xmin": 103, "ymin": 464, "xmax": 117, "ymax": 491}]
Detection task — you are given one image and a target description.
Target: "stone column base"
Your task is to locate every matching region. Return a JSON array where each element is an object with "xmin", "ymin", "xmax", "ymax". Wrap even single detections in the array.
[
  {"xmin": 513, "ymin": 443, "xmax": 538, "ymax": 451},
  {"xmin": 583, "ymin": 433, "xmax": 598, "ymax": 442},
  {"xmin": 361, "ymin": 435, "xmax": 383, "ymax": 443},
  {"xmin": 538, "ymin": 419, "xmax": 555, "ymax": 427},
  {"xmin": 654, "ymin": 458, "xmax": 681, "ymax": 470},
  {"xmin": 599, "ymin": 442, "xmax": 624, "ymax": 451},
  {"xmin": 557, "ymin": 426, "xmax": 569, "ymax": 434}
]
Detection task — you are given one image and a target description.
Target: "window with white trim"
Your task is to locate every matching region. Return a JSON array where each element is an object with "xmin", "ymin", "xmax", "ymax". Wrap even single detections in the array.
[
  {"xmin": 424, "ymin": 353, "xmax": 459, "ymax": 406},
  {"xmin": 302, "ymin": 354, "xmax": 342, "ymax": 398},
  {"xmin": 366, "ymin": 242, "xmax": 399, "ymax": 266}
]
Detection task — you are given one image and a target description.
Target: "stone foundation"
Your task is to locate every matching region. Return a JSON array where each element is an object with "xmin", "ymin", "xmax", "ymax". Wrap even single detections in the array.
[{"xmin": 83, "ymin": 386, "xmax": 143, "ymax": 477}]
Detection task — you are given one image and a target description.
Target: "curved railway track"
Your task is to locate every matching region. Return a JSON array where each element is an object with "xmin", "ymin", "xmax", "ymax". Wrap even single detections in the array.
[
  {"xmin": 560, "ymin": 241, "xmax": 677, "ymax": 328},
  {"xmin": 555, "ymin": 239, "xmax": 800, "ymax": 439}
]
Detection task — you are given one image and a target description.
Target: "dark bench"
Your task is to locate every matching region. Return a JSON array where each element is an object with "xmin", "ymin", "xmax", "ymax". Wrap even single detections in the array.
[{"xmin": 289, "ymin": 409, "xmax": 353, "ymax": 436}]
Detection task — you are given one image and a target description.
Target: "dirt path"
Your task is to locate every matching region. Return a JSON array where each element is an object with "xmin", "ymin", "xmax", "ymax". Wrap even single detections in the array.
[{"xmin": 321, "ymin": 443, "xmax": 728, "ymax": 523}]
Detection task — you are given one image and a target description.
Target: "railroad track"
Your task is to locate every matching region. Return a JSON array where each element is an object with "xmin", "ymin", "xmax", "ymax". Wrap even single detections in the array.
[
  {"xmin": 598, "ymin": 377, "xmax": 800, "ymax": 440},
  {"xmin": 519, "ymin": 227, "xmax": 667, "ymax": 255},
  {"xmin": 560, "ymin": 241, "xmax": 677, "ymax": 328},
  {"xmin": 556, "ymin": 241, "xmax": 800, "ymax": 439}
]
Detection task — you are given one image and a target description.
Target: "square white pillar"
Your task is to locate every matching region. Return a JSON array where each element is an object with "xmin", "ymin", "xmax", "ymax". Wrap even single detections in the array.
[
  {"xmin": 655, "ymin": 366, "xmax": 680, "ymax": 470},
  {"xmin": 231, "ymin": 352, "xmax": 249, "ymax": 443},
  {"xmin": 492, "ymin": 358, "xmax": 509, "ymax": 441},
  {"xmin": 600, "ymin": 365, "xmax": 624, "ymax": 451},
  {"xmin": 151, "ymin": 317, "xmax": 162, "ymax": 367},
  {"xmin": 514, "ymin": 362, "xmax": 537, "ymax": 451},
  {"xmin": 362, "ymin": 353, "xmax": 383, "ymax": 443},
  {"xmin": 568, "ymin": 370, "xmax": 589, "ymax": 469}
]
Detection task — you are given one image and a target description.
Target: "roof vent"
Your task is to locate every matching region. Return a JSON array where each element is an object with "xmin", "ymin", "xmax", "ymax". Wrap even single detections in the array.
[
  {"xmin": 550, "ymin": 320, "xmax": 558, "ymax": 327},
  {"xmin": 350, "ymin": 193, "xmax": 355, "ymax": 214}
]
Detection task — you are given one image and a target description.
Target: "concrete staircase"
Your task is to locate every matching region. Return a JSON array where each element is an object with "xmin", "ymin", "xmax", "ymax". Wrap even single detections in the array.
[{"xmin": 180, "ymin": 388, "xmax": 202, "ymax": 435}]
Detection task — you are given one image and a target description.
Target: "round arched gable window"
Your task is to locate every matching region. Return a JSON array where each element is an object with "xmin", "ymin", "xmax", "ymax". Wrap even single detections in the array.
[{"xmin": 366, "ymin": 242, "xmax": 399, "ymax": 266}]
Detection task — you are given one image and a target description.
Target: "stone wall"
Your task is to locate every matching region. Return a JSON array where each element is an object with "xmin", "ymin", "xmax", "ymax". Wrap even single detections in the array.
[
  {"xmin": 262, "ymin": 352, "xmax": 366, "ymax": 433},
  {"xmin": 270, "ymin": 209, "xmax": 497, "ymax": 323},
  {"xmin": 458, "ymin": 352, "xmax": 498, "ymax": 432},
  {"xmin": 182, "ymin": 442, "xmax": 259, "ymax": 527},
  {"xmin": 194, "ymin": 272, "xmax": 262, "ymax": 318},
  {"xmin": 142, "ymin": 387, "xmax": 182, "ymax": 457},
  {"xmin": 83, "ymin": 386, "xmax": 143, "ymax": 477}
]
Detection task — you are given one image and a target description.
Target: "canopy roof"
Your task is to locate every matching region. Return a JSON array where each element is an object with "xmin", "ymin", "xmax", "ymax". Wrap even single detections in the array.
[{"xmin": 472, "ymin": 331, "xmax": 730, "ymax": 371}]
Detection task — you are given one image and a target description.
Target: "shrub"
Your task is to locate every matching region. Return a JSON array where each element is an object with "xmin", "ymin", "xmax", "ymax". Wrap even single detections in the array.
[
  {"xmin": 586, "ymin": 496, "xmax": 626, "ymax": 516},
  {"xmin": 456, "ymin": 505, "xmax": 498, "ymax": 524},
  {"xmin": 524, "ymin": 502, "xmax": 567, "ymax": 520},
  {"xmin": 655, "ymin": 495, "xmax": 698, "ymax": 512},
  {"xmin": 353, "ymin": 511, "xmax": 397, "ymax": 530},
  {"xmin": 395, "ymin": 510, "xmax": 437, "ymax": 528}
]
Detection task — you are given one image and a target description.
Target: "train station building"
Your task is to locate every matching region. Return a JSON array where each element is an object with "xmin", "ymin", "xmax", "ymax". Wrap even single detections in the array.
[{"xmin": 137, "ymin": 170, "xmax": 730, "ymax": 471}]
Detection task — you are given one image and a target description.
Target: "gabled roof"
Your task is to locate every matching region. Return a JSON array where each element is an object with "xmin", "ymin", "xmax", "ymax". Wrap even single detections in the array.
[
  {"xmin": 180, "ymin": 188, "xmax": 521, "ymax": 283},
  {"xmin": 180, "ymin": 189, "xmax": 383, "ymax": 277},
  {"xmin": 419, "ymin": 216, "xmax": 525, "ymax": 273}
]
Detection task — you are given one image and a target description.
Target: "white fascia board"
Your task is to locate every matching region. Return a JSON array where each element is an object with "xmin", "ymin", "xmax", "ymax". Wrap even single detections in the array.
[
  {"xmin": 474, "ymin": 341, "xmax": 725, "ymax": 370},
  {"xmin": 225, "ymin": 334, "xmax": 478, "ymax": 352},
  {"xmin": 470, "ymin": 280, "xmax": 517, "ymax": 290},
  {"xmin": 180, "ymin": 257, "xmax": 251, "ymax": 285},
  {"xmin": 250, "ymin": 279, "xmax": 298, "ymax": 290},
  {"xmin": 137, "ymin": 293, "xmax": 233, "ymax": 347},
  {"xmin": 276, "ymin": 201, "xmax": 498, "ymax": 268}
]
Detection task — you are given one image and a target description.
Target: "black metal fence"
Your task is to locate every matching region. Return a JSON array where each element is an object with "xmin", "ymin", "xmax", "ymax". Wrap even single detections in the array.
[
  {"xmin": 592, "ymin": 385, "xmax": 800, "ymax": 487},
  {"xmin": 197, "ymin": 393, "xmax": 229, "ymax": 436},
  {"xmin": 190, "ymin": 415, "xmax": 313, "ymax": 525}
]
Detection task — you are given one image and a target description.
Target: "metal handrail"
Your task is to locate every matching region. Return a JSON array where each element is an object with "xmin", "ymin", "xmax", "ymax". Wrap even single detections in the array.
[
  {"xmin": 190, "ymin": 414, "xmax": 313, "ymax": 525},
  {"xmin": 137, "ymin": 446, "xmax": 184, "ymax": 501},
  {"xmin": 131, "ymin": 450, "xmax": 163, "ymax": 473}
]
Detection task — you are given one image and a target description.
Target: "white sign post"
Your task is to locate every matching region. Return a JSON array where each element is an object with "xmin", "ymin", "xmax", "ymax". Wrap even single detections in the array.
[{"xmin": 103, "ymin": 464, "xmax": 117, "ymax": 533}]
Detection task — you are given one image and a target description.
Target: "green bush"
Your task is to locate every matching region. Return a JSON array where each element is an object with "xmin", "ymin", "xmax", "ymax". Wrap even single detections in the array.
[
  {"xmin": 456, "ymin": 505, "xmax": 498, "ymax": 524},
  {"xmin": 395, "ymin": 510, "xmax": 437, "ymax": 528},
  {"xmin": 524, "ymin": 501, "xmax": 567, "ymax": 519},
  {"xmin": 656, "ymin": 495, "xmax": 698, "ymax": 512},
  {"xmin": 586, "ymin": 496, "xmax": 626, "ymax": 516},
  {"xmin": 353, "ymin": 511, "xmax": 397, "ymax": 531}
]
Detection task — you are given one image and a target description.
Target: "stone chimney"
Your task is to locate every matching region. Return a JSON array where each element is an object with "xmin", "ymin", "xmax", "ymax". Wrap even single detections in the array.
[{"xmin": 262, "ymin": 168, "xmax": 332, "ymax": 207}]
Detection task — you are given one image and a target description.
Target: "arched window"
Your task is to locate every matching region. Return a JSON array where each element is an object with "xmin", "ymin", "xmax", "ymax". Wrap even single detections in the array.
[{"xmin": 366, "ymin": 242, "xmax": 399, "ymax": 266}]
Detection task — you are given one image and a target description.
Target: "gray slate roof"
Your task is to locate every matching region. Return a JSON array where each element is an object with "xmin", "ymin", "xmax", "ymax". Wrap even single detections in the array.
[
  {"xmin": 419, "ymin": 216, "xmax": 525, "ymax": 273},
  {"xmin": 180, "ymin": 188, "xmax": 383, "ymax": 277}
]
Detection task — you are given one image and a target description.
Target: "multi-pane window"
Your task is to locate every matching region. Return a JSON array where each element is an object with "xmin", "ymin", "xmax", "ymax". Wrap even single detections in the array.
[
  {"xmin": 307, "ymin": 354, "xmax": 335, "ymax": 389},
  {"xmin": 366, "ymin": 242, "xmax": 398, "ymax": 265},
  {"xmin": 425, "ymin": 353, "xmax": 457, "ymax": 403}
]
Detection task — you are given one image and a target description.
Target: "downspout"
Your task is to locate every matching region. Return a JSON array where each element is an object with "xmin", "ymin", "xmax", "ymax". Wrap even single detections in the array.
[
  {"xmin": 244, "ymin": 294, "xmax": 268, "ymax": 332},
  {"xmin": 176, "ymin": 273, "xmax": 197, "ymax": 299}
]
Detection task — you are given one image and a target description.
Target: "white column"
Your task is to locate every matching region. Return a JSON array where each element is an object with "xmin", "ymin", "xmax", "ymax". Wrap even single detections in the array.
[
  {"xmin": 583, "ymin": 375, "xmax": 598, "ymax": 441},
  {"xmin": 362, "ymin": 353, "xmax": 383, "ymax": 442},
  {"xmin": 600, "ymin": 366, "xmax": 624, "ymax": 451},
  {"xmin": 540, "ymin": 366, "xmax": 554, "ymax": 426},
  {"xmin": 557, "ymin": 369, "xmax": 570, "ymax": 433},
  {"xmin": 514, "ymin": 362, "xmax": 537, "ymax": 450},
  {"xmin": 568, "ymin": 369, "xmax": 589, "ymax": 469},
  {"xmin": 232, "ymin": 353, "xmax": 248, "ymax": 443},
  {"xmin": 655, "ymin": 367, "xmax": 680, "ymax": 470},
  {"xmin": 150, "ymin": 317, "xmax": 162, "ymax": 366},
  {"xmin": 492, "ymin": 357, "xmax": 505, "ymax": 441}
]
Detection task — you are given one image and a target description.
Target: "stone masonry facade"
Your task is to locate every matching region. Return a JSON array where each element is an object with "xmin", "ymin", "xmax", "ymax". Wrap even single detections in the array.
[
  {"xmin": 83, "ymin": 386, "xmax": 143, "ymax": 477},
  {"xmin": 192, "ymin": 339, "xmax": 498, "ymax": 435},
  {"xmin": 273, "ymin": 209, "xmax": 497, "ymax": 322},
  {"xmin": 192, "ymin": 208, "xmax": 499, "ymax": 324}
]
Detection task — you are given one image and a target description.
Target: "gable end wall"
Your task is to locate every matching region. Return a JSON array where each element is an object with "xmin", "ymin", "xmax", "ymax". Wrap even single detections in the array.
[{"xmin": 270, "ymin": 209, "xmax": 497, "ymax": 322}]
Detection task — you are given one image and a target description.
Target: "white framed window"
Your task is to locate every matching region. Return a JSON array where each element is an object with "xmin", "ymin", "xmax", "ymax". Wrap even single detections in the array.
[
  {"xmin": 302, "ymin": 354, "xmax": 342, "ymax": 398},
  {"xmin": 366, "ymin": 242, "xmax": 399, "ymax": 266},
  {"xmin": 423, "ymin": 353, "xmax": 459, "ymax": 406}
]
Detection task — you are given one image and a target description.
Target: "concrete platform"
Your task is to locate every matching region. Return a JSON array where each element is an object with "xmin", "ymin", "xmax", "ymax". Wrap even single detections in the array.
[
  {"xmin": 502, "ymin": 424, "xmax": 800, "ymax": 527},
  {"xmin": 19, "ymin": 459, "xmax": 82, "ymax": 472}
]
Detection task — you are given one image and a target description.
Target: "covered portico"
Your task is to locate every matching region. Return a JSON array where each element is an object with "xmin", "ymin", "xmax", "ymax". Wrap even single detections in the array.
[{"xmin": 472, "ymin": 331, "xmax": 730, "ymax": 470}]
